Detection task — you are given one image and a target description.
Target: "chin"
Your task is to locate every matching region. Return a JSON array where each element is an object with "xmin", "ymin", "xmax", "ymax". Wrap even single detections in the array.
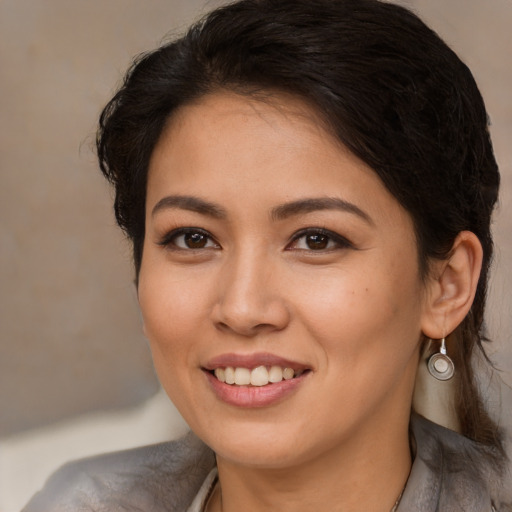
[
  {"xmin": 192, "ymin": 418, "xmax": 326, "ymax": 469},
  {"xmin": 216, "ymin": 440, "xmax": 309, "ymax": 469}
]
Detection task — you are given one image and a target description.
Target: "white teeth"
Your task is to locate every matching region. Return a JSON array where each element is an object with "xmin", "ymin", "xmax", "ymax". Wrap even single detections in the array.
[
  {"xmin": 250, "ymin": 366, "xmax": 269, "ymax": 386},
  {"xmin": 234, "ymin": 367, "xmax": 251, "ymax": 385},
  {"xmin": 283, "ymin": 367, "xmax": 294, "ymax": 380},
  {"xmin": 224, "ymin": 367, "xmax": 235, "ymax": 385},
  {"xmin": 213, "ymin": 365, "xmax": 304, "ymax": 386},
  {"xmin": 268, "ymin": 365, "xmax": 283, "ymax": 383},
  {"xmin": 214, "ymin": 368, "xmax": 226, "ymax": 383}
]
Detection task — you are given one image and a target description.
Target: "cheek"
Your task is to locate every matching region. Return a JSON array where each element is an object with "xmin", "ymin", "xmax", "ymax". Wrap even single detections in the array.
[
  {"xmin": 138, "ymin": 264, "xmax": 206, "ymax": 371},
  {"xmin": 138, "ymin": 271, "xmax": 208, "ymax": 418},
  {"xmin": 291, "ymin": 260, "xmax": 423, "ymax": 358},
  {"xmin": 300, "ymin": 274, "xmax": 423, "ymax": 421}
]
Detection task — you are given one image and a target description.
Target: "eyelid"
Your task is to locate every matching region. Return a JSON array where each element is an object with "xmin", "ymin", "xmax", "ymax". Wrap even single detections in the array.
[{"xmin": 286, "ymin": 227, "xmax": 353, "ymax": 251}]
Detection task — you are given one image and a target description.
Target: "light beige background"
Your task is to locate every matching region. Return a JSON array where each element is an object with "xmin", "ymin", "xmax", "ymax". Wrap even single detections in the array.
[{"xmin": 0, "ymin": 0, "xmax": 511, "ymax": 510}]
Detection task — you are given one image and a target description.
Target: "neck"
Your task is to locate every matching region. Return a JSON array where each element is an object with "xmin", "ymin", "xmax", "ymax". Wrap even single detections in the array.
[{"xmin": 208, "ymin": 413, "xmax": 411, "ymax": 512}]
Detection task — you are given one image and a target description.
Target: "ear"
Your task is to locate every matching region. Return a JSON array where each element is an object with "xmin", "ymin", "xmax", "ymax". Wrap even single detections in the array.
[{"xmin": 421, "ymin": 231, "xmax": 483, "ymax": 339}]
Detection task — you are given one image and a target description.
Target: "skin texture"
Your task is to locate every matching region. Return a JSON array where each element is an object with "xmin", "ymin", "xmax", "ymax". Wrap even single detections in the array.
[{"xmin": 138, "ymin": 91, "xmax": 482, "ymax": 512}]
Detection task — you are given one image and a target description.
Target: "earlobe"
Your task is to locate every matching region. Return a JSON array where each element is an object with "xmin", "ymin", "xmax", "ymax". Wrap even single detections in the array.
[{"xmin": 421, "ymin": 231, "xmax": 483, "ymax": 338}]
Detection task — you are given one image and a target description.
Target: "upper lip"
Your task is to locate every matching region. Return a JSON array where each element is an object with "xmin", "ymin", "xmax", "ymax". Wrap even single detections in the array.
[{"xmin": 203, "ymin": 352, "xmax": 310, "ymax": 371}]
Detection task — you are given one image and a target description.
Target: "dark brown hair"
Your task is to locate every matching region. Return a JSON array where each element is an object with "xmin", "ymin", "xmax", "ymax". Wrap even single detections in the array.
[{"xmin": 97, "ymin": 0, "xmax": 502, "ymax": 456}]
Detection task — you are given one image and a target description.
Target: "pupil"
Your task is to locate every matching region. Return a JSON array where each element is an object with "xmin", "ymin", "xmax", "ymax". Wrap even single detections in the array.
[
  {"xmin": 185, "ymin": 232, "xmax": 206, "ymax": 248},
  {"xmin": 306, "ymin": 234, "xmax": 328, "ymax": 250}
]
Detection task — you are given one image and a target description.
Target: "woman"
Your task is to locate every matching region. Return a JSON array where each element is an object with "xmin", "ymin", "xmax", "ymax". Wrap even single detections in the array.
[{"xmin": 24, "ymin": 0, "xmax": 510, "ymax": 510}]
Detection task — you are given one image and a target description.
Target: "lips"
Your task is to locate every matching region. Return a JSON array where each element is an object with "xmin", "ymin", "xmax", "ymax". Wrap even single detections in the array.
[{"xmin": 202, "ymin": 353, "xmax": 311, "ymax": 407}]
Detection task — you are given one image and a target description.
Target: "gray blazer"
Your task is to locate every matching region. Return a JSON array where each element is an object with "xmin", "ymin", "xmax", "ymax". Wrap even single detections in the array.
[{"xmin": 23, "ymin": 415, "xmax": 511, "ymax": 511}]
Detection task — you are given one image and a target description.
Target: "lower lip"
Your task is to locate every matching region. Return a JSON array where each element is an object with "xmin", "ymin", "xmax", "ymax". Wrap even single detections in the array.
[{"xmin": 204, "ymin": 371, "xmax": 309, "ymax": 408}]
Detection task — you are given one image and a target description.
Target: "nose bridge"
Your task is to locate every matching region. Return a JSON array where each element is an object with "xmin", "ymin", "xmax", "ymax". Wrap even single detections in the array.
[{"xmin": 212, "ymin": 245, "xmax": 288, "ymax": 336}]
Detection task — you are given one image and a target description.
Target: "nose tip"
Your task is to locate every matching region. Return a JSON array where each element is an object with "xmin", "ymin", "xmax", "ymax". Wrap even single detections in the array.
[
  {"xmin": 212, "ymin": 297, "xmax": 290, "ymax": 337},
  {"xmin": 210, "ymin": 266, "xmax": 290, "ymax": 337}
]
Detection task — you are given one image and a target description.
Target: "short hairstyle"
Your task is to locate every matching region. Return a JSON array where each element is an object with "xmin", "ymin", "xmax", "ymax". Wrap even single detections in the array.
[{"xmin": 97, "ymin": 0, "xmax": 502, "ymax": 456}]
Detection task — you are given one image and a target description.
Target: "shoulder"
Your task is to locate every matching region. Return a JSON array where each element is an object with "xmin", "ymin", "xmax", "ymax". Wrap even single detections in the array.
[
  {"xmin": 22, "ymin": 431, "xmax": 216, "ymax": 512},
  {"xmin": 400, "ymin": 414, "xmax": 512, "ymax": 512}
]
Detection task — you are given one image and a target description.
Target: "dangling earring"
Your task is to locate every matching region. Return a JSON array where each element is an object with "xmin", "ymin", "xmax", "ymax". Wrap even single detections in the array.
[{"xmin": 427, "ymin": 338, "xmax": 454, "ymax": 381}]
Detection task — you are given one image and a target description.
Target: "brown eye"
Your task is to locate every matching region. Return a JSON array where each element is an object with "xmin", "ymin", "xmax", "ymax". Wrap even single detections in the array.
[
  {"xmin": 159, "ymin": 228, "xmax": 220, "ymax": 250},
  {"xmin": 287, "ymin": 228, "xmax": 352, "ymax": 252},
  {"xmin": 184, "ymin": 232, "xmax": 208, "ymax": 248},
  {"xmin": 305, "ymin": 233, "xmax": 329, "ymax": 250}
]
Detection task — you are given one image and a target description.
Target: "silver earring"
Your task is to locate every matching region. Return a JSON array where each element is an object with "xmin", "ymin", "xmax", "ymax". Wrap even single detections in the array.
[{"xmin": 427, "ymin": 338, "xmax": 454, "ymax": 381}]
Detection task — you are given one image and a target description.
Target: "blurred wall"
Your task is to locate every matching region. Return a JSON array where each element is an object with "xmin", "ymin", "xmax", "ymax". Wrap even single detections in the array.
[
  {"xmin": 0, "ymin": 0, "xmax": 212, "ymax": 436},
  {"xmin": 0, "ymin": 0, "xmax": 510, "ymax": 508}
]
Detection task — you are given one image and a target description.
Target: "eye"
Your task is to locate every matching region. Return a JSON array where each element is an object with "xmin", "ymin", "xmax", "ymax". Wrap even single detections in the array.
[
  {"xmin": 158, "ymin": 228, "xmax": 220, "ymax": 250},
  {"xmin": 287, "ymin": 228, "xmax": 352, "ymax": 251}
]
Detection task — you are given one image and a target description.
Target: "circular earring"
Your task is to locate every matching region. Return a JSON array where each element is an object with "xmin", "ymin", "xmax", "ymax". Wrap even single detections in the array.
[{"xmin": 427, "ymin": 338, "xmax": 454, "ymax": 381}]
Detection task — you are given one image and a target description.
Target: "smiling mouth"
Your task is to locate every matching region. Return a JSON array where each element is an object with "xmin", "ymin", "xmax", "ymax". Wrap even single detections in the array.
[{"xmin": 208, "ymin": 366, "xmax": 309, "ymax": 387}]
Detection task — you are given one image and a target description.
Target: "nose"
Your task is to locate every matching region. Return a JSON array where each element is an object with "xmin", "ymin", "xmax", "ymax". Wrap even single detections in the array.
[{"xmin": 210, "ymin": 251, "xmax": 290, "ymax": 337}]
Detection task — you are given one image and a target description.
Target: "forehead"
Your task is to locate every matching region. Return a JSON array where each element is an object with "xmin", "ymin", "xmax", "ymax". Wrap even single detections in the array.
[
  {"xmin": 150, "ymin": 91, "xmax": 359, "ymax": 184},
  {"xmin": 158, "ymin": 90, "xmax": 338, "ymax": 159},
  {"xmin": 146, "ymin": 91, "xmax": 410, "ymax": 228}
]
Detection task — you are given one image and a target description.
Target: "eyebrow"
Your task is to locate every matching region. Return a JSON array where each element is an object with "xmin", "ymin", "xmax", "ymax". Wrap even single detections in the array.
[
  {"xmin": 151, "ymin": 194, "xmax": 372, "ymax": 225},
  {"xmin": 152, "ymin": 195, "xmax": 227, "ymax": 219},
  {"xmin": 271, "ymin": 197, "xmax": 373, "ymax": 225}
]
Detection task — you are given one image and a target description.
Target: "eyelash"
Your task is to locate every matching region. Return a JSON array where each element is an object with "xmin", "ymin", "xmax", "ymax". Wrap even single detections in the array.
[
  {"xmin": 157, "ymin": 227, "xmax": 353, "ymax": 252},
  {"xmin": 287, "ymin": 228, "xmax": 353, "ymax": 252},
  {"xmin": 157, "ymin": 227, "xmax": 220, "ymax": 251}
]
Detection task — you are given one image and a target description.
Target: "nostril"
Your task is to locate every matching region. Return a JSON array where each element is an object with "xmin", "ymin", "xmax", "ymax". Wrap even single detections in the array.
[
  {"xmin": 215, "ymin": 321, "xmax": 231, "ymax": 332},
  {"xmin": 210, "ymin": 296, "xmax": 291, "ymax": 336},
  {"xmin": 214, "ymin": 320, "xmax": 282, "ymax": 337}
]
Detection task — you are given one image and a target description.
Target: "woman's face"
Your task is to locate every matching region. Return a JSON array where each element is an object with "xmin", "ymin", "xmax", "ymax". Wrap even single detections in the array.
[{"xmin": 139, "ymin": 91, "xmax": 431, "ymax": 469}]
